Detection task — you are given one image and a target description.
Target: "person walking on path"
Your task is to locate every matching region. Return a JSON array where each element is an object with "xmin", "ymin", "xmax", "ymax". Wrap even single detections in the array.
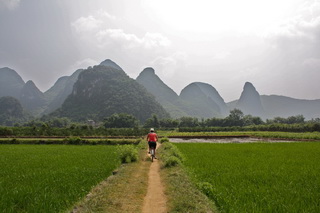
[{"xmin": 147, "ymin": 128, "xmax": 158, "ymax": 158}]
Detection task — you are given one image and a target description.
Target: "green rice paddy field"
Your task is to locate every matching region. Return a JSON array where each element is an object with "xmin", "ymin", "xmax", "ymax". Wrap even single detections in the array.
[
  {"xmin": 0, "ymin": 145, "xmax": 120, "ymax": 213},
  {"xmin": 176, "ymin": 142, "xmax": 320, "ymax": 213}
]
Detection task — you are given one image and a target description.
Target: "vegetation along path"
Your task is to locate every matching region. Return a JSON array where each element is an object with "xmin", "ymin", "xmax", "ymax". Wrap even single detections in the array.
[
  {"xmin": 142, "ymin": 143, "xmax": 167, "ymax": 213},
  {"xmin": 71, "ymin": 142, "xmax": 167, "ymax": 213}
]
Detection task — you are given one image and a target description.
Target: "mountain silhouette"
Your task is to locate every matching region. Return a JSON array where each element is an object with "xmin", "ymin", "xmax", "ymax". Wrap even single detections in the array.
[
  {"xmin": 100, "ymin": 59, "xmax": 123, "ymax": 70},
  {"xmin": 0, "ymin": 96, "xmax": 31, "ymax": 125},
  {"xmin": 0, "ymin": 67, "xmax": 25, "ymax": 99},
  {"xmin": 235, "ymin": 82, "xmax": 265, "ymax": 117},
  {"xmin": 51, "ymin": 65, "xmax": 169, "ymax": 122},
  {"xmin": 1, "ymin": 60, "xmax": 320, "ymax": 121},
  {"xmin": 43, "ymin": 69, "xmax": 83, "ymax": 114},
  {"xmin": 19, "ymin": 80, "xmax": 47, "ymax": 115},
  {"xmin": 261, "ymin": 95, "xmax": 320, "ymax": 120},
  {"xmin": 180, "ymin": 82, "xmax": 227, "ymax": 118},
  {"xmin": 136, "ymin": 67, "xmax": 188, "ymax": 118}
]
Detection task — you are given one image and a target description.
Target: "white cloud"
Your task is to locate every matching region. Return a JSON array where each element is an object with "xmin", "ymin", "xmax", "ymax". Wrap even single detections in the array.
[
  {"xmin": 142, "ymin": 32, "xmax": 171, "ymax": 48},
  {"xmin": 71, "ymin": 10, "xmax": 116, "ymax": 33},
  {"xmin": 95, "ymin": 9, "xmax": 116, "ymax": 20},
  {"xmin": 266, "ymin": 1, "xmax": 320, "ymax": 45},
  {"xmin": 150, "ymin": 52, "xmax": 187, "ymax": 77},
  {"xmin": 96, "ymin": 29, "xmax": 171, "ymax": 49},
  {"xmin": 71, "ymin": 16, "xmax": 103, "ymax": 33},
  {"xmin": 72, "ymin": 11, "xmax": 171, "ymax": 50},
  {"xmin": 0, "ymin": 0, "xmax": 20, "ymax": 10},
  {"xmin": 70, "ymin": 58, "xmax": 99, "ymax": 71}
]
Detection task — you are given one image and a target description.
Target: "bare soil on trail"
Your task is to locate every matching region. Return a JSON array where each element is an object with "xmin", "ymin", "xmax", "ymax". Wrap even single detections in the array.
[{"xmin": 142, "ymin": 144, "xmax": 167, "ymax": 213}]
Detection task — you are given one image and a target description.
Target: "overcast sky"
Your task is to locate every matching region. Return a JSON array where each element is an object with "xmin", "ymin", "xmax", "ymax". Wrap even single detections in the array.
[{"xmin": 1, "ymin": 0, "xmax": 320, "ymax": 102}]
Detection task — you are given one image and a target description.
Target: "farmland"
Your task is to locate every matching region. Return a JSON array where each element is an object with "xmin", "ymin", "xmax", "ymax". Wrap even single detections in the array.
[
  {"xmin": 175, "ymin": 142, "xmax": 320, "ymax": 212},
  {"xmin": 0, "ymin": 145, "xmax": 120, "ymax": 213},
  {"xmin": 163, "ymin": 130, "xmax": 320, "ymax": 141}
]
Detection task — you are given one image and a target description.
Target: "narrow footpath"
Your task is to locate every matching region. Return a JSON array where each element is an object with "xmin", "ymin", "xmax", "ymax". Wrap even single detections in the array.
[{"xmin": 142, "ymin": 144, "xmax": 167, "ymax": 213}]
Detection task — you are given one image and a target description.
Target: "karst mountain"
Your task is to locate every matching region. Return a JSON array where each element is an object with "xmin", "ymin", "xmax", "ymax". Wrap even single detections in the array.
[{"xmin": 1, "ymin": 59, "xmax": 320, "ymax": 124}]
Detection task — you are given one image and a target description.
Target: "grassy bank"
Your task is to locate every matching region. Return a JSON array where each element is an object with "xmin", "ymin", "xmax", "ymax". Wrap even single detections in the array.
[
  {"xmin": 158, "ymin": 142, "xmax": 218, "ymax": 212},
  {"xmin": 71, "ymin": 140, "xmax": 149, "ymax": 212}
]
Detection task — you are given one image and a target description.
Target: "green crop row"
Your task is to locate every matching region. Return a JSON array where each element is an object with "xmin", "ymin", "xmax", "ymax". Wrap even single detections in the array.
[
  {"xmin": 166, "ymin": 131, "xmax": 320, "ymax": 140},
  {"xmin": 176, "ymin": 142, "xmax": 320, "ymax": 212},
  {"xmin": 0, "ymin": 137, "xmax": 141, "ymax": 145},
  {"xmin": 0, "ymin": 145, "xmax": 120, "ymax": 213}
]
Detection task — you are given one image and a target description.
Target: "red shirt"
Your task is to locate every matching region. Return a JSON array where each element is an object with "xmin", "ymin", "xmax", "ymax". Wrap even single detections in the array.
[{"xmin": 147, "ymin": 133, "xmax": 157, "ymax": 142}]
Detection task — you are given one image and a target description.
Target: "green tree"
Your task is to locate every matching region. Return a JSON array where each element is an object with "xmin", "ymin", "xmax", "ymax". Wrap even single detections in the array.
[
  {"xmin": 159, "ymin": 118, "xmax": 179, "ymax": 128},
  {"xmin": 179, "ymin": 117, "xmax": 199, "ymax": 127},
  {"xmin": 225, "ymin": 109, "xmax": 244, "ymax": 126},
  {"xmin": 104, "ymin": 113, "xmax": 139, "ymax": 128},
  {"xmin": 144, "ymin": 114, "xmax": 160, "ymax": 128},
  {"xmin": 243, "ymin": 115, "xmax": 264, "ymax": 126}
]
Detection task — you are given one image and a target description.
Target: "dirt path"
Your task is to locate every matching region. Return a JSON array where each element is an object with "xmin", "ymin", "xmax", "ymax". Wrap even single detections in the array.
[{"xmin": 142, "ymin": 144, "xmax": 167, "ymax": 213}]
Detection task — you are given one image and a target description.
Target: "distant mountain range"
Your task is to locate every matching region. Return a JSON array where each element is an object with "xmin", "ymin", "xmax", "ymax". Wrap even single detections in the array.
[{"xmin": 0, "ymin": 59, "xmax": 320, "ymax": 123}]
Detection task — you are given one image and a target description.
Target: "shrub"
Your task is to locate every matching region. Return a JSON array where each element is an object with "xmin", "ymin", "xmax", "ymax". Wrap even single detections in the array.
[
  {"xmin": 160, "ymin": 142, "xmax": 185, "ymax": 168},
  {"xmin": 163, "ymin": 156, "xmax": 181, "ymax": 167},
  {"xmin": 118, "ymin": 145, "xmax": 138, "ymax": 163},
  {"xmin": 64, "ymin": 137, "xmax": 83, "ymax": 145},
  {"xmin": 160, "ymin": 137, "xmax": 169, "ymax": 143},
  {"xmin": 197, "ymin": 182, "xmax": 214, "ymax": 197}
]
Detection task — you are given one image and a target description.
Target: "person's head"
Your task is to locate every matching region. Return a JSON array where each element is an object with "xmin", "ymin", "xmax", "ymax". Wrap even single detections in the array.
[{"xmin": 150, "ymin": 128, "xmax": 154, "ymax": 132}]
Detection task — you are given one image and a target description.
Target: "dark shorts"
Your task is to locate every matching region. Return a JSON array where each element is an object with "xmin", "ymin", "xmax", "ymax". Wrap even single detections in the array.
[{"xmin": 148, "ymin": 141, "xmax": 157, "ymax": 149}]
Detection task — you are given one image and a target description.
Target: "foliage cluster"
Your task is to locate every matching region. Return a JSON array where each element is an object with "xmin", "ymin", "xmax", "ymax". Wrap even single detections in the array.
[
  {"xmin": 0, "ymin": 126, "xmax": 148, "ymax": 137},
  {"xmin": 176, "ymin": 143, "xmax": 320, "ymax": 212},
  {"xmin": 179, "ymin": 122, "xmax": 320, "ymax": 133},
  {"xmin": 104, "ymin": 113, "xmax": 139, "ymax": 128},
  {"xmin": 0, "ymin": 145, "xmax": 120, "ymax": 213},
  {"xmin": 160, "ymin": 142, "xmax": 184, "ymax": 168},
  {"xmin": 117, "ymin": 145, "xmax": 138, "ymax": 163},
  {"xmin": 0, "ymin": 138, "xmax": 140, "ymax": 145}
]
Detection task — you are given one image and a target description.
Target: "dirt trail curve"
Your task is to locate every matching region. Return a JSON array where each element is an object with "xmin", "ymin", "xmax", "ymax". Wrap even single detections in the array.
[{"xmin": 142, "ymin": 143, "xmax": 167, "ymax": 213}]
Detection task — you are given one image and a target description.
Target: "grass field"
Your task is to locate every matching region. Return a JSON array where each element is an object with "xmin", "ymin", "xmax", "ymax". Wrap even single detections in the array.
[
  {"xmin": 176, "ymin": 142, "xmax": 320, "ymax": 213},
  {"xmin": 0, "ymin": 145, "xmax": 120, "ymax": 213}
]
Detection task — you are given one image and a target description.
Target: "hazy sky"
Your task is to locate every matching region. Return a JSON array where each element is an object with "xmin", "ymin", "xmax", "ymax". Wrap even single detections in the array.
[{"xmin": 1, "ymin": 0, "xmax": 320, "ymax": 102}]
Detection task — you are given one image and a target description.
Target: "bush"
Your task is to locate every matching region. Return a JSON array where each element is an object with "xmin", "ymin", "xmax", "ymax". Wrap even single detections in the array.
[
  {"xmin": 64, "ymin": 137, "xmax": 83, "ymax": 145},
  {"xmin": 197, "ymin": 182, "xmax": 214, "ymax": 197},
  {"xmin": 160, "ymin": 142, "xmax": 185, "ymax": 168},
  {"xmin": 118, "ymin": 145, "xmax": 138, "ymax": 163},
  {"xmin": 160, "ymin": 137, "xmax": 169, "ymax": 143},
  {"xmin": 163, "ymin": 156, "xmax": 181, "ymax": 167}
]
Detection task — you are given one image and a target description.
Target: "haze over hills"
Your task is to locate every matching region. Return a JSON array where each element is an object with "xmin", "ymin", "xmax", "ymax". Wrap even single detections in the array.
[
  {"xmin": 0, "ymin": 96, "xmax": 31, "ymax": 125},
  {"xmin": 0, "ymin": 67, "xmax": 25, "ymax": 99},
  {"xmin": 180, "ymin": 82, "xmax": 228, "ymax": 118},
  {"xmin": 43, "ymin": 69, "xmax": 83, "ymax": 114},
  {"xmin": 260, "ymin": 95, "xmax": 320, "ymax": 120},
  {"xmin": 19, "ymin": 80, "xmax": 47, "ymax": 115},
  {"xmin": 136, "ymin": 67, "xmax": 189, "ymax": 118},
  {"xmin": 136, "ymin": 68, "xmax": 228, "ymax": 118},
  {"xmin": 0, "ymin": 59, "xmax": 320, "ymax": 122},
  {"xmin": 234, "ymin": 82, "xmax": 265, "ymax": 118}
]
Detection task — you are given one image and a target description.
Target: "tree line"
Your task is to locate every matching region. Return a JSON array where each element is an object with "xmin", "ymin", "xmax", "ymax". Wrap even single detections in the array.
[{"xmin": 0, "ymin": 109, "xmax": 319, "ymax": 136}]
